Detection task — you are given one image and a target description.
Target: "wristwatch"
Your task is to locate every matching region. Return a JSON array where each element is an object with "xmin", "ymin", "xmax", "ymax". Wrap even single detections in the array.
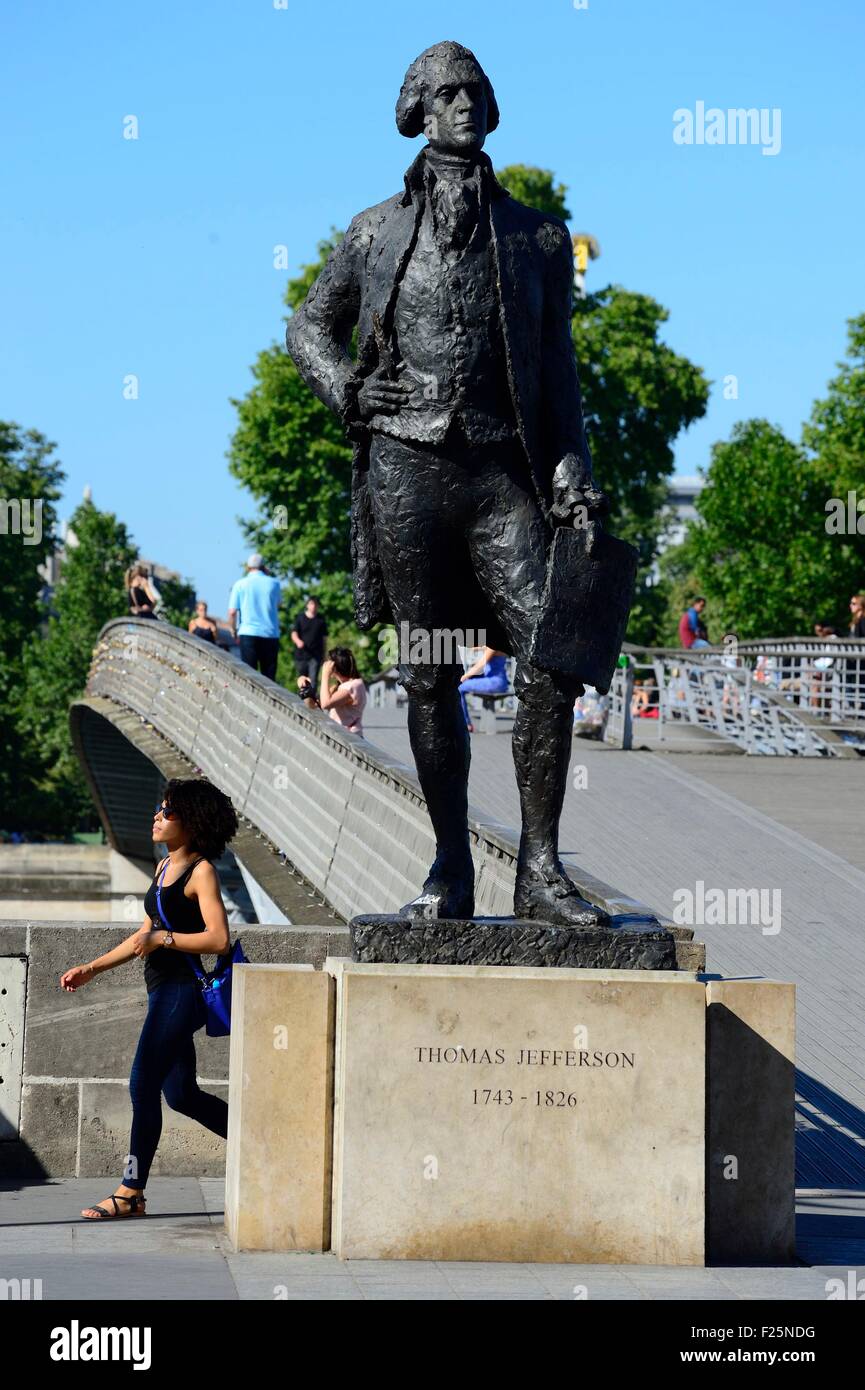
[{"xmin": 163, "ymin": 930, "xmax": 174, "ymax": 948}]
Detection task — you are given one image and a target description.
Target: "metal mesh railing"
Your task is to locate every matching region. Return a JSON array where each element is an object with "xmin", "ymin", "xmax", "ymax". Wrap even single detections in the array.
[
  {"xmin": 608, "ymin": 642, "xmax": 863, "ymax": 755},
  {"xmin": 631, "ymin": 639, "xmax": 865, "ymax": 728}
]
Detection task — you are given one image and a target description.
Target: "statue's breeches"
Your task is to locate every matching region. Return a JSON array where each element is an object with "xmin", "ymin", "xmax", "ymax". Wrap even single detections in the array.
[{"xmin": 368, "ymin": 431, "xmax": 576, "ymax": 712}]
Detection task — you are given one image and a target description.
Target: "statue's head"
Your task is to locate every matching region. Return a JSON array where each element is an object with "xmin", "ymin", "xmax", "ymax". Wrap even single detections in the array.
[{"xmin": 396, "ymin": 41, "xmax": 499, "ymax": 155}]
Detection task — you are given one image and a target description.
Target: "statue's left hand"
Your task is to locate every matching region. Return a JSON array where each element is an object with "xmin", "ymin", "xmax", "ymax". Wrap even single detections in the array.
[{"xmin": 550, "ymin": 454, "xmax": 610, "ymax": 527}]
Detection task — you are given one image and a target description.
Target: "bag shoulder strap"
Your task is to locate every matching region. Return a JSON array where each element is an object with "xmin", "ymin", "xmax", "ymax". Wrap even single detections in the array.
[{"xmin": 154, "ymin": 858, "xmax": 207, "ymax": 982}]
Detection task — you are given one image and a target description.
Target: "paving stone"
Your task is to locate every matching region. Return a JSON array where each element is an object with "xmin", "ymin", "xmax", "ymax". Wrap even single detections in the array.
[{"xmin": 0, "ymin": 1177, "xmax": 860, "ymax": 1300}]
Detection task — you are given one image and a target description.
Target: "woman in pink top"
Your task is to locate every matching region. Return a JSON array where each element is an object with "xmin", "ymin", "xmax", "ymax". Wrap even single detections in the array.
[{"xmin": 318, "ymin": 647, "xmax": 367, "ymax": 736}]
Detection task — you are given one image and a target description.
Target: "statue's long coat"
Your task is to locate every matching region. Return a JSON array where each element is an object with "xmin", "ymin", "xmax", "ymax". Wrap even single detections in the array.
[{"xmin": 285, "ymin": 149, "xmax": 594, "ymax": 635}]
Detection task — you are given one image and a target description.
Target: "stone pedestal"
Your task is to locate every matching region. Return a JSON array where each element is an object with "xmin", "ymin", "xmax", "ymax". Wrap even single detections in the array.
[
  {"xmin": 223, "ymin": 958, "xmax": 795, "ymax": 1265},
  {"xmin": 706, "ymin": 980, "xmax": 796, "ymax": 1264},
  {"xmin": 327, "ymin": 959, "xmax": 706, "ymax": 1263},
  {"xmin": 225, "ymin": 964, "xmax": 334, "ymax": 1252}
]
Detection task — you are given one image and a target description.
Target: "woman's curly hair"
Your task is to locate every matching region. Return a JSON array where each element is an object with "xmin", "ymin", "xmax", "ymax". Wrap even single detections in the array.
[{"xmin": 162, "ymin": 778, "xmax": 238, "ymax": 860}]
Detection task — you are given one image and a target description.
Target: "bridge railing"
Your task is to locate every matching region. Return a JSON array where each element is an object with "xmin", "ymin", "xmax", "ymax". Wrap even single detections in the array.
[
  {"xmin": 727, "ymin": 639, "xmax": 865, "ymax": 726},
  {"xmin": 623, "ymin": 638, "xmax": 865, "ymax": 727},
  {"xmin": 608, "ymin": 643, "xmax": 861, "ymax": 756}
]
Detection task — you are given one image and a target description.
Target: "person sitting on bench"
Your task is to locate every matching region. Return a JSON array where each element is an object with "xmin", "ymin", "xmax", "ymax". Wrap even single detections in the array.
[{"xmin": 459, "ymin": 647, "xmax": 509, "ymax": 732}]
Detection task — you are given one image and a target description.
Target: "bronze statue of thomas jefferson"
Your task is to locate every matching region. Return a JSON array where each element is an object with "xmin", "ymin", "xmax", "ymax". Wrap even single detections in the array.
[{"xmin": 286, "ymin": 41, "xmax": 612, "ymax": 926}]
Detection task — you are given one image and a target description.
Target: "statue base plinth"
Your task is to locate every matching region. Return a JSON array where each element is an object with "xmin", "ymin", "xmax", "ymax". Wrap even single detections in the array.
[
  {"xmin": 350, "ymin": 913, "xmax": 678, "ymax": 971},
  {"xmin": 224, "ymin": 962, "xmax": 795, "ymax": 1265}
]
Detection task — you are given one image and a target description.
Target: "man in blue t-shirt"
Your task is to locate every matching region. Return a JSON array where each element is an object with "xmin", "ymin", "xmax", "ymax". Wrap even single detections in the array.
[{"xmin": 228, "ymin": 554, "xmax": 282, "ymax": 680}]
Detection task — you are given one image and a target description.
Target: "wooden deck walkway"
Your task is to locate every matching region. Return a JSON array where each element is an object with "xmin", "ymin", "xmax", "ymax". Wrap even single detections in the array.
[{"xmin": 363, "ymin": 706, "xmax": 865, "ymax": 1190}]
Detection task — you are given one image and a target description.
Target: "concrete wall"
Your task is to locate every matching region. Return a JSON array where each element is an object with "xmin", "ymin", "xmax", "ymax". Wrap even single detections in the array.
[
  {"xmin": 0, "ymin": 844, "xmax": 114, "ymax": 922},
  {"xmin": 0, "ymin": 920, "xmax": 350, "ymax": 1179},
  {"xmin": 0, "ymin": 843, "xmax": 252, "ymax": 925}
]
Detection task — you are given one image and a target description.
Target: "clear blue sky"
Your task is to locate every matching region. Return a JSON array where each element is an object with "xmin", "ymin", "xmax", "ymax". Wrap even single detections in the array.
[{"xmin": 2, "ymin": 0, "xmax": 863, "ymax": 611}]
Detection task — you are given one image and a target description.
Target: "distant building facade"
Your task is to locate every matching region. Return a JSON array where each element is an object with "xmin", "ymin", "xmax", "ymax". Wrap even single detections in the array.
[{"xmin": 661, "ymin": 475, "xmax": 703, "ymax": 552}]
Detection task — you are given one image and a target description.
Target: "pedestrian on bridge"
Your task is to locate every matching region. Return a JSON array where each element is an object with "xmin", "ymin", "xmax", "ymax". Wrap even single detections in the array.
[
  {"xmin": 458, "ymin": 646, "xmax": 509, "ymax": 732},
  {"xmin": 291, "ymin": 595, "xmax": 328, "ymax": 695},
  {"xmin": 59, "ymin": 778, "xmax": 239, "ymax": 1221},
  {"xmin": 319, "ymin": 646, "xmax": 367, "ymax": 736},
  {"xmin": 126, "ymin": 563, "xmax": 160, "ymax": 620},
  {"xmin": 188, "ymin": 600, "xmax": 218, "ymax": 644},
  {"xmin": 849, "ymin": 593, "xmax": 865, "ymax": 639},
  {"xmin": 846, "ymin": 595, "xmax": 865, "ymax": 710},
  {"xmin": 228, "ymin": 553, "xmax": 282, "ymax": 681},
  {"xmin": 678, "ymin": 596, "xmax": 709, "ymax": 649}
]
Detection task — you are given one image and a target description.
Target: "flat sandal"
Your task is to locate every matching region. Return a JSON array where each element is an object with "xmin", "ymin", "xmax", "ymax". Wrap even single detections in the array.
[{"xmin": 81, "ymin": 1192, "xmax": 147, "ymax": 1220}]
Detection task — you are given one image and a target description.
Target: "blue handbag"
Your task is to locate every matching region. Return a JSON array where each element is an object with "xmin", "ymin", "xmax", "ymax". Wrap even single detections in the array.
[{"xmin": 154, "ymin": 859, "xmax": 248, "ymax": 1037}]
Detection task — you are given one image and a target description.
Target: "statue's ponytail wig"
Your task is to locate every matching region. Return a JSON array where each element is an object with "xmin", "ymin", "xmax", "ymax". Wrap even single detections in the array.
[{"xmin": 395, "ymin": 41, "xmax": 499, "ymax": 138}]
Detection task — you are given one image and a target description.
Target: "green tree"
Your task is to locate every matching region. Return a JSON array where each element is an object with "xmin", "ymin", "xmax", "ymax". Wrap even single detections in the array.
[
  {"xmin": 571, "ymin": 289, "xmax": 709, "ymax": 640},
  {"xmin": 803, "ymin": 312, "xmax": 865, "ymax": 524},
  {"xmin": 662, "ymin": 319, "xmax": 865, "ymax": 644},
  {"xmin": 19, "ymin": 499, "xmax": 136, "ymax": 831},
  {"xmin": 0, "ymin": 423, "xmax": 64, "ymax": 828},
  {"xmin": 664, "ymin": 419, "xmax": 858, "ymax": 641},
  {"xmin": 154, "ymin": 573, "xmax": 197, "ymax": 630},
  {"xmin": 495, "ymin": 164, "xmax": 571, "ymax": 219}
]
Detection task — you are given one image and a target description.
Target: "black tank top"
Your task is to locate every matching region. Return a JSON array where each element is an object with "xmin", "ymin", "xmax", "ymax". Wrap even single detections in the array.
[
  {"xmin": 143, "ymin": 858, "xmax": 210, "ymax": 992},
  {"xmin": 191, "ymin": 624, "xmax": 216, "ymax": 643}
]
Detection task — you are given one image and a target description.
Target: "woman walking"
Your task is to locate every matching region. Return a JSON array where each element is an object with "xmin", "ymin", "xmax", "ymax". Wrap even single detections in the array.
[{"xmin": 59, "ymin": 778, "xmax": 238, "ymax": 1220}]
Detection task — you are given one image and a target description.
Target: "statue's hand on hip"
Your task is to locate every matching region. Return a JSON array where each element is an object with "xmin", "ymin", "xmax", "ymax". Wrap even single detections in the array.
[
  {"xmin": 356, "ymin": 371, "xmax": 414, "ymax": 420},
  {"xmin": 550, "ymin": 454, "xmax": 610, "ymax": 528}
]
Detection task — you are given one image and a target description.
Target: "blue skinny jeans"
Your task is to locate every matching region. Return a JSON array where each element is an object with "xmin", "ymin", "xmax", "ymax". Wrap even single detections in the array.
[{"xmin": 124, "ymin": 980, "xmax": 228, "ymax": 1190}]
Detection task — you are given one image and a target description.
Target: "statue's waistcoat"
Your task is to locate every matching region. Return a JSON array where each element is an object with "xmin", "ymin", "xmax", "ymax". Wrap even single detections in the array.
[{"xmin": 371, "ymin": 194, "xmax": 516, "ymax": 446}]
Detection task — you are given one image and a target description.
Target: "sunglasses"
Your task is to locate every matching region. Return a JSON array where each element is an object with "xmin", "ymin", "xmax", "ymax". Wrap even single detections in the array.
[{"xmin": 154, "ymin": 803, "xmax": 177, "ymax": 820}]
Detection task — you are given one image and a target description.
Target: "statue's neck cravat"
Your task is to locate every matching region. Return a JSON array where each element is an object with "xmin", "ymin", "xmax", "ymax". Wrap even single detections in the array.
[
  {"xmin": 424, "ymin": 148, "xmax": 481, "ymax": 251},
  {"xmin": 373, "ymin": 147, "xmax": 516, "ymax": 448}
]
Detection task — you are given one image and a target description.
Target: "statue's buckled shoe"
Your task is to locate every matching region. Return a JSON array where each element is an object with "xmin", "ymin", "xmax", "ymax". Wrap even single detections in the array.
[
  {"xmin": 515, "ymin": 864, "xmax": 610, "ymax": 928},
  {"xmin": 399, "ymin": 871, "xmax": 475, "ymax": 922}
]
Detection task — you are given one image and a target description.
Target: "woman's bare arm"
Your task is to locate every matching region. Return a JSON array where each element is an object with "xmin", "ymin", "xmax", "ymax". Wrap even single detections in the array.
[
  {"xmin": 60, "ymin": 918, "xmax": 154, "ymax": 991},
  {"xmin": 90, "ymin": 920, "xmax": 154, "ymax": 974},
  {"xmin": 462, "ymin": 646, "xmax": 496, "ymax": 681},
  {"xmin": 165, "ymin": 861, "xmax": 230, "ymax": 956},
  {"xmin": 318, "ymin": 658, "xmax": 353, "ymax": 710},
  {"xmin": 320, "ymin": 683, "xmax": 354, "ymax": 710}
]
